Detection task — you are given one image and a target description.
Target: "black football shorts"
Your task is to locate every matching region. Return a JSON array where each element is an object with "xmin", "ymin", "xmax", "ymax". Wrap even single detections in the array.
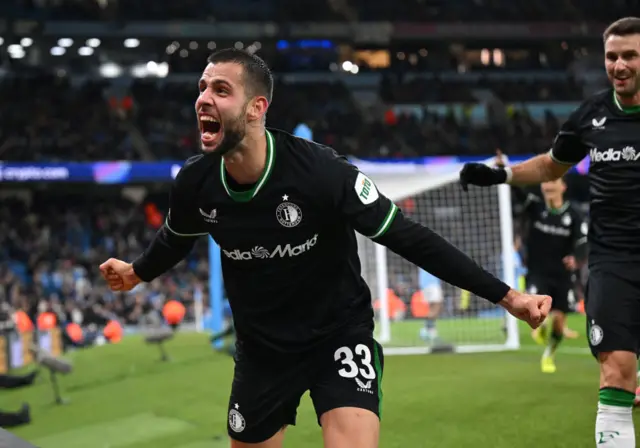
[
  {"xmin": 226, "ymin": 330, "xmax": 384, "ymax": 443},
  {"xmin": 585, "ymin": 263, "xmax": 640, "ymax": 358},
  {"xmin": 526, "ymin": 274, "xmax": 573, "ymax": 314}
]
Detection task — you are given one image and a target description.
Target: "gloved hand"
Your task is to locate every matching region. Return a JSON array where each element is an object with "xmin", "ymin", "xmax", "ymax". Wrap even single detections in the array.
[{"xmin": 459, "ymin": 163, "xmax": 508, "ymax": 191}]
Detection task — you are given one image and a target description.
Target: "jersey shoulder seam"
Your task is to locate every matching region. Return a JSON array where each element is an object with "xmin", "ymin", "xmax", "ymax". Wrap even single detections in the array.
[
  {"xmin": 573, "ymin": 90, "xmax": 607, "ymax": 123},
  {"xmin": 582, "ymin": 88, "xmax": 614, "ymax": 121},
  {"xmin": 174, "ymin": 154, "xmax": 218, "ymax": 193}
]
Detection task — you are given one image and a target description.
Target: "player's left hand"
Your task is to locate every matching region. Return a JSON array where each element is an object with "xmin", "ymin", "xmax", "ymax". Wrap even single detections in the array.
[{"xmin": 498, "ymin": 290, "xmax": 552, "ymax": 329}]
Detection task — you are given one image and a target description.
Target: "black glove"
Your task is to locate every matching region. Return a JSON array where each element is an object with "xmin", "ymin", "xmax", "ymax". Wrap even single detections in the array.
[{"xmin": 459, "ymin": 163, "xmax": 508, "ymax": 192}]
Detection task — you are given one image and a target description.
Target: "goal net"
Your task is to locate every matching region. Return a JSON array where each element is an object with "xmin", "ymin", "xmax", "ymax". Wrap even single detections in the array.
[{"xmin": 355, "ymin": 159, "xmax": 519, "ymax": 355}]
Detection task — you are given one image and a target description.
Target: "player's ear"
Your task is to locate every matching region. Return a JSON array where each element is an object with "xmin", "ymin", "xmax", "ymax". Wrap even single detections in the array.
[{"xmin": 247, "ymin": 96, "xmax": 269, "ymax": 122}]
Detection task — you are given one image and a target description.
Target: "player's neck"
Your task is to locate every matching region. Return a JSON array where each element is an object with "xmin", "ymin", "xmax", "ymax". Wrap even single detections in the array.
[
  {"xmin": 222, "ymin": 128, "xmax": 268, "ymax": 185},
  {"xmin": 614, "ymin": 91, "xmax": 640, "ymax": 110},
  {"xmin": 545, "ymin": 197, "xmax": 564, "ymax": 211}
]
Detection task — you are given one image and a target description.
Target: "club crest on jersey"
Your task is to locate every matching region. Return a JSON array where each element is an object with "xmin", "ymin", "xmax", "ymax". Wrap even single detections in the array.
[
  {"xmin": 276, "ymin": 198, "xmax": 302, "ymax": 228},
  {"xmin": 562, "ymin": 214, "xmax": 571, "ymax": 227},
  {"xmin": 354, "ymin": 172, "xmax": 379, "ymax": 205}
]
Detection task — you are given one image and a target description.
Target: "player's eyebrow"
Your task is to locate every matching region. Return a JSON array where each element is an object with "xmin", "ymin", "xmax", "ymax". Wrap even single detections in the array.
[
  {"xmin": 606, "ymin": 47, "xmax": 640, "ymax": 56},
  {"xmin": 199, "ymin": 78, "xmax": 233, "ymax": 91}
]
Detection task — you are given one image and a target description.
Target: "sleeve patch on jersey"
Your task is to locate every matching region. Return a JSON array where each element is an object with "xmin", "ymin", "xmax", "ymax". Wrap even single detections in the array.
[{"xmin": 354, "ymin": 172, "xmax": 379, "ymax": 205}]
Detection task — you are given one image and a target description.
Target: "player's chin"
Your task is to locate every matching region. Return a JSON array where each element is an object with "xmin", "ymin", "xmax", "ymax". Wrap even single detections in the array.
[{"xmin": 612, "ymin": 77, "xmax": 635, "ymax": 93}]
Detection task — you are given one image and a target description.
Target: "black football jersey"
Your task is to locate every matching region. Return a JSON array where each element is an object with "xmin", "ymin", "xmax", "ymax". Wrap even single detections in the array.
[
  {"xmin": 550, "ymin": 89, "xmax": 640, "ymax": 264},
  {"xmin": 147, "ymin": 129, "xmax": 511, "ymax": 354},
  {"xmin": 521, "ymin": 194, "xmax": 587, "ymax": 280},
  {"xmin": 165, "ymin": 129, "xmax": 399, "ymax": 353}
]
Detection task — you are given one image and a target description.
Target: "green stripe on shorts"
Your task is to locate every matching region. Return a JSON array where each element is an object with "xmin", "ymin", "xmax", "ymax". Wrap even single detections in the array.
[{"xmin": 373, "ymin": 343, "xmax": 383, "ymax": 419}]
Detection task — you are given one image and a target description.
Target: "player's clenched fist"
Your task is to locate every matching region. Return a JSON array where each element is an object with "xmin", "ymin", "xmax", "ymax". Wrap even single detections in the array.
[
  {"xmin": 459, "ymin": 163, "xmax": 508, "ymax": 191},
  {"xmin": 99, "ymin": 258, "xmax": 142, "ymax": 292},
  {"xmin": 498, "ymin": 290, "xmax": 552, "ymax": 329}
]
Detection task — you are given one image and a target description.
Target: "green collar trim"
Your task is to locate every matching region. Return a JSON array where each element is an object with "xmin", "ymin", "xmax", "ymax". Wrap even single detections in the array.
[
  {"xmin": 220, "ymin": 130, "xmax": 275, "ymax": 202},
  {"xmin": 613, "ymin": 91, "xmax": 640, "ymax": 114},
  {"xmin": 546, "ymin": 201, "xmax": 570, "ymax": 215}
]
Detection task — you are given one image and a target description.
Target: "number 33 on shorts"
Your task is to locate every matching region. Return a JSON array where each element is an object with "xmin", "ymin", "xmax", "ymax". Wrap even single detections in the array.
[
  {"xmin": 334, "ymin": 344, "xmax": 377, "ymax": 384},
  {"xmin": 310, "ymin": 338, "xmax": 384, "ymax": 420}
]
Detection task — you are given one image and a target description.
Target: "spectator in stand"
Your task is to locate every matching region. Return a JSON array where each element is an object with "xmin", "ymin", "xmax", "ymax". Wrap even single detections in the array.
[
  {"xmin": 0, "ymin": 71, "xmax": 583, "ymax": 162},
  {"xmin": 0, "ymin": 194, "xmax": 208, "ymax": 340}
]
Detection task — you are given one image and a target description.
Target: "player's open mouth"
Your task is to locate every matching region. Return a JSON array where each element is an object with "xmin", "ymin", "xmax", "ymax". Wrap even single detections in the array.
[
  {"xmin": 614, "ymin": 75, "xmax": 631, "ymax": 86},
  {"xmin": 199, "ymin": 115, "xmax": 222, "ymax": 145}
]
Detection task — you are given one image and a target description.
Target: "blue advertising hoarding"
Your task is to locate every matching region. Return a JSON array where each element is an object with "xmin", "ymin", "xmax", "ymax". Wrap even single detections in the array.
[{"xmin": 0, "ymin": 155, "xmax": 589, "ymax": 184}]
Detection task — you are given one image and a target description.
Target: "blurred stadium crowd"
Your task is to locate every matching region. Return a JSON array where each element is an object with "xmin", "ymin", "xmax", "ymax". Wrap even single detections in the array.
[
  {"xmin": 0, "ymin": 0, "xmax": 601, "ymax": 344},
  {"xmin": 1, "ymin": 73, "xmax": 577, "ymax": 162},
  {"xmin": 0, "ymin": 190, "xmax": 208, "ymax": 341},
  {"xmin": 2, "ymin": 0, "xmax": 636, "ymax": 22}
]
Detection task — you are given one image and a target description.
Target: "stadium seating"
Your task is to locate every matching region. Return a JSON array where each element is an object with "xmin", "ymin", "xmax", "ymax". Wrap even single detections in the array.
[
  {"xmin": 0, "ymin": 73, "xmax": 580, "ymax": 161},
  {"xmin": 0, "ymin": 192, "xmax": 208, "ymax": 330},
  {"xmin": 3, "ymin": 0, "xmax": 638, "ymax": 22}
]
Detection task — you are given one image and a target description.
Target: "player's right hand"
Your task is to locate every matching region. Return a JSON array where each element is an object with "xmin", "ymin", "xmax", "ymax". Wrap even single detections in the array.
[
  {"xmin": 99, "ymin": 258, "xmax": 142, "ymax": 292},
  {"xmin": 498, "ymin": 290, "xmax": 552, "ymax": 329},
  {"xmin": 459, "ymin": 163, "xmax": 508, "ymax": 191}
]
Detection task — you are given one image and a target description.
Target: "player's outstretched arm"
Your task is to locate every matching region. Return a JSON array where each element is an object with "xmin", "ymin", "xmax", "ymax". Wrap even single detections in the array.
[
  {"xmin": 460, "ymin": 103, "xmax": 591, "ymax": 189},
  {"xmin": 460, "ymin": 152, "xmax": 570, "ymax": 189},
  {"xmin": 100, "ymin": 157, "xmax": 209, "ymax": 291},
  {"xmin": 323, "ymin": 154, "xmax": 551, "ymax": 328},
  {"xmin": 101, "ymin": 212, "xmax": 201, "ymax": 292},
  {"xmin": 375, "ymin": 212, "xmax": 550, "ymax": 328},
  {"xmin": 129, "ymin": 220, "xmax": 200, "ymax": 285}
]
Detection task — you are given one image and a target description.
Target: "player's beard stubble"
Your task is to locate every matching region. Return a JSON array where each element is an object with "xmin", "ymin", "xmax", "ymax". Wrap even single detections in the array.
[
  {"xmin": 611, "ymin": 68, "xmax": 640, "ymax": 98},
  {"xmin": 202, "ymin": 102, "xmax": 248, "ymax": 157}
]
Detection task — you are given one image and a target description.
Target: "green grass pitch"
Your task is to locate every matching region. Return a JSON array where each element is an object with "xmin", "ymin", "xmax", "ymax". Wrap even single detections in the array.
[{"xmin": 3, "ymin": 313, "xmax": 639, "ymax": 447}]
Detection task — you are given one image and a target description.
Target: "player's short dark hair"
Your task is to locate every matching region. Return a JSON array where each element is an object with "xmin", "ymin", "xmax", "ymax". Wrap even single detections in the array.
[
  {"xmin": 603, "ymin": 17, "xmax": 640, "ymax": 41},
  {"xmin": 207, "ymin": 48, "xmax": 273, "ymax": 104}
]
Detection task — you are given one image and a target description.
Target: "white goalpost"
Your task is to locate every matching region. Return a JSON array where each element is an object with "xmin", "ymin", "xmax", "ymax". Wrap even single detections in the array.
[{"xmin": 354, "ymin": 158, "xmax": 520, "ymax": 356}]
